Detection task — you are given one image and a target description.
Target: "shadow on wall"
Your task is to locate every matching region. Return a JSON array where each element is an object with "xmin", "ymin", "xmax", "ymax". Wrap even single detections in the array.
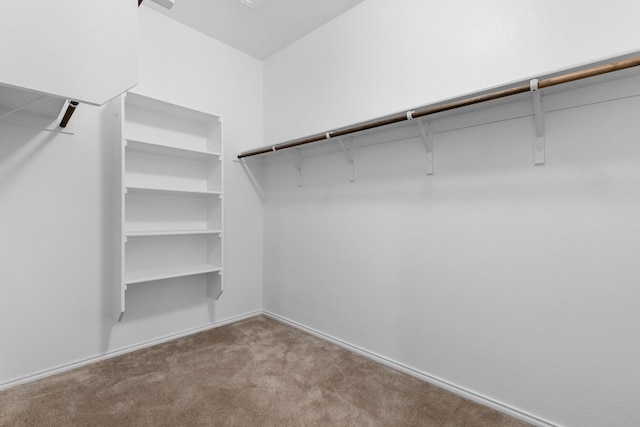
[
  {"xmin": 237, "ymin": 156, "xmax": 265, "ymax": 201},
  {"xmin": 0, "ymin": 126, "xmax": 59, "ymax": 192},
  {"xmin": 121, "ymin": 277, "xmax": 212, "ymax": 322}
]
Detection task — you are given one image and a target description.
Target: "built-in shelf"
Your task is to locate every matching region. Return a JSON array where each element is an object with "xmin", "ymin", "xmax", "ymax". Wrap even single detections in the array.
[
  {"xmin": 125, "ymin": 185, "xmax": 222, "ymax": 197},
  {"xmin": 125, "ymin": 229, "xmax": 222, "ymax": 237},
  {"xmin": 114, "ymin": 92, "xmax": 223, "ymax": 321},
  {"xmin": 125, "ymin": 138, "xmax": 222, "ymax": 160},
  {"xmin": 124, "ymin": 264, "xmax": 222, "ymax": 285}
]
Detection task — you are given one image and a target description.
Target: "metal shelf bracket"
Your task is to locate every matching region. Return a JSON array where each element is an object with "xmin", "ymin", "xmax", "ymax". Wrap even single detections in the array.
[
  {"xmin": 415, "ymin": 115, "xmax": 435, "ymax": 175},
  {"xmin": 530, "ymin": 79, "xmax": 545, "ymax": 165},
  {"xmin": 336, "ymin": 136, "xmax": 356, "ymax": 182}
]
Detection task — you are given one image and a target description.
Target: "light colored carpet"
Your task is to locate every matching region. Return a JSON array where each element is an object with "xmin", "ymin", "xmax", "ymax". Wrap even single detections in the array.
[{"xmin": 0, "ymin": 315, "xmax": 530, "ymax": 426}]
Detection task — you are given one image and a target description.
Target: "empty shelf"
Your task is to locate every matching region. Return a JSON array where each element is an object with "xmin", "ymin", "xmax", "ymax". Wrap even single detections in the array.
[
  {"xmin": 125, "ymin": 138, "xmax": 222, "ymax": 160},
  {"xmin": 125, "ymin": 264, "xmax": 222, "ymax": 285},
  {"xmin": 125, "ymin": 229, "xmax": 222, "ymax": 237},
  {"xmin": 125, "ymin": 185, "xmax": 222, "ymax": 196}
]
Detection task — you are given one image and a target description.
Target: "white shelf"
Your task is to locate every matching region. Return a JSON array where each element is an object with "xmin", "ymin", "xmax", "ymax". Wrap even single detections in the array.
[
  {"xmin": 125, "ymin": 185, "xmax": 222, "ymax": 197},
  {"xmin": 125, "ymin": 138, "xmax": 222, "ymax": 160},
  {"xmin": 0, "ymin": 1, "xmax": 137, "ymax": 106},
  {"xmin": 125, "ymin": 229, "xmax": 222, "ymax": 237},
  {"xmin": 124, "ymin": 264, "xmax": 222, "ymax": 285},
  {"xmin": 114, "ymin": 92, "xmax": 223, "ymax": 321},
  {"xmin": 125, "ymin": 92, "xmax": 221, "ymax": 127}
]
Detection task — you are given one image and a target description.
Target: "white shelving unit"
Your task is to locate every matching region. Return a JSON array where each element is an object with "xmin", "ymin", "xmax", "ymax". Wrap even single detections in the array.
[{"xmin": 113, "ymin": 92, "xmax": 223, "ymax": 321}]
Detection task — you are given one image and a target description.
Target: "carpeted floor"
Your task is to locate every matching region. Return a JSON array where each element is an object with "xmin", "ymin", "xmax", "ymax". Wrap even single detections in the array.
[{"xmin": 0, "ymin": 315, "xmax": 530, "ymax": 426}]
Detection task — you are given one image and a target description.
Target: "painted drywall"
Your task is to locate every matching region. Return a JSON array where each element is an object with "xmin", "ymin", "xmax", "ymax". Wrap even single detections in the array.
[
  {"xmin": 264, "ymin": 0, "xmax": 640, "ymax": 145},
  {"xmin": 262, "ymin": 73, "xmax": 640, "ymax": 427},
  {"xmin": 0, "ymin": 8, "xmax": 263, "ymax": 385},
  {"xmin": 262, "ymin": 1, "xmax": 640, "ymax": 426}
]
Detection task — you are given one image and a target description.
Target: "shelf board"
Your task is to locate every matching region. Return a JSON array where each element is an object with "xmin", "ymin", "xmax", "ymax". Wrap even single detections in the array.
[
  {"xmin": 126, "ymin": 92, "xmax": 221, "ymax": 126},
  {"xmin": 125, "ymin": 264, "xmax": 222, "ymax": 285},
  {"xmin": 125, "ymin": 229, "xmax": 222, "ymax": 237},
  {"xmin": 125, "ymin": 185, "xmax": 222, "ymax": 197},
  {"xmin": 125, "ymin": 138, "xmax": 222, "ymax": 160}
]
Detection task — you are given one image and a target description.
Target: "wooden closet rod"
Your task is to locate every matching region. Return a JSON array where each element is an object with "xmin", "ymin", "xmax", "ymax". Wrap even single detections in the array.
[
  {"xmin": 237, "ymin": 55, "xmax": 640, "ymax": 159},
  {"xmin": 59, "ymin": 100, "xmax": 79, "ymax": 128}
]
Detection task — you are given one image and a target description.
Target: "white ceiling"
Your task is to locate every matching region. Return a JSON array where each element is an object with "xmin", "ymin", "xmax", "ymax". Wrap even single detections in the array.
[{"xmin": 144, "ymin": 0, "xmax": 365, "ymax": 60}]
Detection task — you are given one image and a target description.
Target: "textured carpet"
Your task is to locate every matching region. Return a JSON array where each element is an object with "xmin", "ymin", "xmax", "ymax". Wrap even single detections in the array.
[{"xmin": 0, "ymin": 315, "xmax": 530, "ymax": 426}]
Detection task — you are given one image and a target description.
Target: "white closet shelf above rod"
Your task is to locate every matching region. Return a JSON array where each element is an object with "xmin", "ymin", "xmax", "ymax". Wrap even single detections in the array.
[
  {"xmin": 59, "ymin": 0, "xmax": 169, "ymax": 128},
  {"xmin": 237, "ymin": 54, "xmax": 640, "ymax": 160}
]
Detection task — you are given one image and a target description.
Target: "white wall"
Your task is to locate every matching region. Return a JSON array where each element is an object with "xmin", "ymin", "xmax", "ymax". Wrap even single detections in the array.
[
  {"xmin": 262, "ymin": 74, "xmax": 640, "ymax": 427},
  {"xmin": 262, "ymin": 1, "xmax": 640, "ymax": 426},
  {"xmin": 0, "ymin": 9, "xmax": 263, "ymax": 385},
  {"xmin": 264, "ymin": 0, "xmax": 640, "ymax": 145}
]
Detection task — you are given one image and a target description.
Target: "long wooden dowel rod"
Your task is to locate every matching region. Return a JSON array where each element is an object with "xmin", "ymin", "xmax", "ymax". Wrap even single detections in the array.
[
  {"xmin": 238, "ymin": 55, "xmax": 640, "ymax": 159},
  {"xmin": 59, "ymin": 101, "xmax": 79, "ymax": 128}
]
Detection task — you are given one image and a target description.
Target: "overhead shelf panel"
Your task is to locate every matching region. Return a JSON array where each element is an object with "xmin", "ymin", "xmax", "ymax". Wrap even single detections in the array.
[{"xmin": 0, "ymin": 0, "xmax": 138, "ymax": 106}]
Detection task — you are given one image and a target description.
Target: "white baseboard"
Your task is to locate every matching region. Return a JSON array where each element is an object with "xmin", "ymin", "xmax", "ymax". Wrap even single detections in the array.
[
  {"xmin": 263, "ymin": 310, "xmax": 559, "ymax": 427},
  {"xmin": 0, "ymin": 310, "xmax": 262, "ymax": 391},
  {"xmin": 1, "ymin": 308, "xmax": 560, "ymax": 427}
]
